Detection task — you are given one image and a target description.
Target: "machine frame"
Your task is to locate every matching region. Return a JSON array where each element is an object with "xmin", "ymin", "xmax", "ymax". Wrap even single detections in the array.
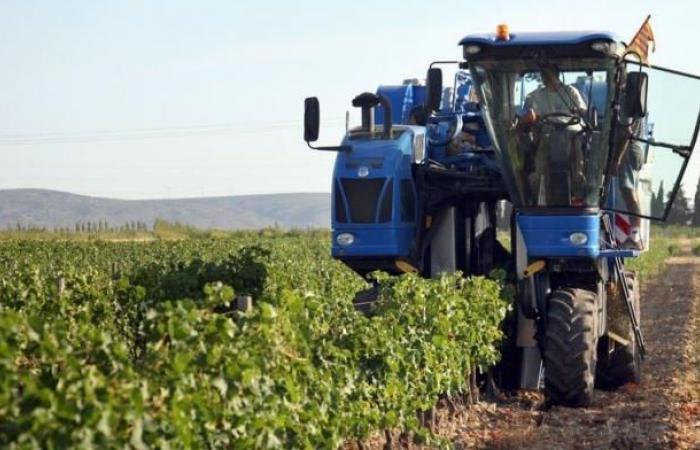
[{"xmin": 303, "ymin": 27, "xmax": 700, "ymax": 406}]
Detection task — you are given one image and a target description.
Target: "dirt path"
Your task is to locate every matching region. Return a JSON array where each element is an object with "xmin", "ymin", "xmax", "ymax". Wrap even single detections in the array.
[
  {"xmin": 670, "ymin": 256, "xmax": 700, "ymax": 449},
  {"xmin": 435, "ymin": 254, "xmax": 700, "ymax": 449}
]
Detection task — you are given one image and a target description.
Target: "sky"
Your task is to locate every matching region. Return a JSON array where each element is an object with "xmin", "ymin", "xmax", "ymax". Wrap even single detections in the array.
[{"xmin": 0, "ymin": 0, "xmax": 698, "ymax": 200}]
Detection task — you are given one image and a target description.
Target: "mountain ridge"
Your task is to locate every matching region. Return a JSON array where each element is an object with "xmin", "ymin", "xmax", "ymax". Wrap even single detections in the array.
[{"xmin": 0, "ymin": 189, "xmax": 331, "ymax": 230}]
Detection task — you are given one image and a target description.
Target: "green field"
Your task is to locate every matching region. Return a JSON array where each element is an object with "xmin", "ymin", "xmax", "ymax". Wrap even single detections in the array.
[
  {"xmin": 0, "ymin": 232, "xmax": 507, "ymax": 449},
  {"xmin": 0, "ymin": 224, "xmax": 691, "ymax": 448}
]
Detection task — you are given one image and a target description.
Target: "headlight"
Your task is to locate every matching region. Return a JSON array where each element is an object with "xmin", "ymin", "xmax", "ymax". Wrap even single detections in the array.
[
  {"xmin": 569, "ymin": 232, "xmax": 588, "ymax": 245},
  {"xmin": 591, "ymin": 41, "xmax": 617, "ymax": 54},
  {"xmin": 464, "ymin": 44, "xmax": 482, "ymax": 55},
  {"xmin": 336, "ymin": 233, "xmax": 355, "ymax": 246}
]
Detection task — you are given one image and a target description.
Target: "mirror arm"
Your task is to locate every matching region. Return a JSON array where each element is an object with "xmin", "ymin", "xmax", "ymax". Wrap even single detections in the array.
[
  {"xmin": 631, "ymin": 137, "xmax": 691, "ymax": 157},
  {"xmin": 429, "ymin": 60, "xmax": 460, "ymax": 69},
  {"xmin": 306, "ymin": 142, "xmax": 352, "ymax": 153}
]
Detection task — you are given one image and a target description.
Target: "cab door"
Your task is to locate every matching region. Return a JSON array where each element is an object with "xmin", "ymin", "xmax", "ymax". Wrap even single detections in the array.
[{"xmin": 606, "ymin": 61, "xmax": 700, "ymax": 222}]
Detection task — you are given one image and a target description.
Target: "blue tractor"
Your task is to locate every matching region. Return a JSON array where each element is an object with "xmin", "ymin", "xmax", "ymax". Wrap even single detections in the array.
[{"xmin": 304, "ymin": 27, "xmax": 700, "ymax": 406}]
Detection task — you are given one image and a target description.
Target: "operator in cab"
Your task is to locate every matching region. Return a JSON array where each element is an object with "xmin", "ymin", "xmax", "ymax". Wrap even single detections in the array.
[
  {"xmin": 522, "ymin": 66, "xmax": 587, "ymax": 120},
  {"xmin": 516, "ymin": 66, "xmax": 588, "ymax": 205}
]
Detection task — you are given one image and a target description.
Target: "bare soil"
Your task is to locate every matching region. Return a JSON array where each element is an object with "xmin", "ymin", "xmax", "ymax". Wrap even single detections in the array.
[
  {"xmin": 363, "ymin": 251, "xmax": 700, "ymax": 449},
  {"xmin": 443, "ymin": 254, "xmax": 700, "ymax": 450}
]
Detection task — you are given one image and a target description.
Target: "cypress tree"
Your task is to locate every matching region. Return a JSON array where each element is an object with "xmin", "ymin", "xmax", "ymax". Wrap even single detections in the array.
[
  {"xmin": 692, "ymin": 177, "xmax": 700, "ymax": 226},
  {"xmin": 652, "ymin": 182, "xmax": 665, "ymax": 218},
  {"xmin": 667, "ymin": 184, "xmax": 691, "ymax": 225}
]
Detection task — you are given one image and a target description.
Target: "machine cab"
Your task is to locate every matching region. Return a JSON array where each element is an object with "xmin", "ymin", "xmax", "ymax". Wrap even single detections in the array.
[{"xmin": 460, "ymin": 29, "xmax": 700, "ymax": 254}]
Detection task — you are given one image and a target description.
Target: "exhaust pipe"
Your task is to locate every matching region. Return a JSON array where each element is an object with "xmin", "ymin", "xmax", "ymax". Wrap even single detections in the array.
[{"xmin": 351, "ymin": 92, "xmax": 392, "ymax": 138}]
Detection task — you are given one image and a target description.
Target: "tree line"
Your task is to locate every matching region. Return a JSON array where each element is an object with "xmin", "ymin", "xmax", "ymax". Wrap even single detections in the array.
[
  {"xmin": 659, "ymin": 178, "xmax": 700, "ymax": 226},
  {"xmin": 8, "ymin": 220, "xmax": 150, "ymax": 233}
]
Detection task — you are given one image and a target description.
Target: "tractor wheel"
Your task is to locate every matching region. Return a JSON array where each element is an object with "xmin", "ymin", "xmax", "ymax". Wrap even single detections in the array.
[
  {"xmin": 543, "ymin": 288, "xmax": 598, "ymax": 407},
  {"xmin": 596, "ymin": 272, "xmax": 641, "ymax": 389}
]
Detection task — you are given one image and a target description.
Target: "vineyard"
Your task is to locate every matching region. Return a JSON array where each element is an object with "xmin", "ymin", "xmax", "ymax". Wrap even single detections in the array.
[{"xmin": 0, "ymin": 233, "xmax": 508, "ymax": 449}]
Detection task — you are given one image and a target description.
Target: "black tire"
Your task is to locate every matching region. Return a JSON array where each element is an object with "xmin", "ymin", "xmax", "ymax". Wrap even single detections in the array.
[
  {"xmin": 493, "ymin": 307, "xmax": 521, "ymax": 391},
  {"xmin": 596, "ymin": 272, "xmax": 641, "ymax": 389},
  {"xmin": 543, "ymin": 288, "xmax": 598, "ymax": 407},
  {"xmin": 353, "ymin": 286, "xmax": 379, "ymax": 316}
]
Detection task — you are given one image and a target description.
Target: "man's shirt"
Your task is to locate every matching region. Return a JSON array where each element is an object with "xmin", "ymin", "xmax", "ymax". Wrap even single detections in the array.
[{"xmin": 524, "ymin": 84, "xmax": 587, "ymax": 116}]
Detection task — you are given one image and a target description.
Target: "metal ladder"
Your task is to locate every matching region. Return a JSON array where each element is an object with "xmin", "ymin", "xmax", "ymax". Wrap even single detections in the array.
[{"xmin": 602, "ymin": 214, "xmax": 646, "ymax": 359}]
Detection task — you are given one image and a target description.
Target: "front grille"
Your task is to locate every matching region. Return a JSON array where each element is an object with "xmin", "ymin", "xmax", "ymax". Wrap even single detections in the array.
[
  {"xmin": 334, "ymin": 179, "xmax": 347, "ymax": 223},
  {"xmin": 340, "ymin": 178, "xmax": 386, "ymax": 223},
  {"xmin": 400, "ymin": 179, "xmax": 415, "ymax": 222},
  {"xmin": 345, "ymin": 158, "xmax": 384, "ymax": 170},
  {"xmin": 378, "ymin": 180, "xmax": 393, "ymax": 223}
]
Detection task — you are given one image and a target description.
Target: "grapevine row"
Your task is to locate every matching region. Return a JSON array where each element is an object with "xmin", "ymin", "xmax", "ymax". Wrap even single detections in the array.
[{"xmin": 0, "ymin": 235, "xmax": 507, "ymax": 448}]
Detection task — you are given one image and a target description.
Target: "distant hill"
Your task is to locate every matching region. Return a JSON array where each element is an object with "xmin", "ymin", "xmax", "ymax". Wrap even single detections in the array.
[{"xmin": 0, "ymin": 189, "xmax": 330, "ymax": 230}]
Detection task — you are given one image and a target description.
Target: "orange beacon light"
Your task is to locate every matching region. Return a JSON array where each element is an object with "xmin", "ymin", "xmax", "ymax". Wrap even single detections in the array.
[{"xmin": 496, "ymin": 24, "xmax": 510, "ymax": 41}]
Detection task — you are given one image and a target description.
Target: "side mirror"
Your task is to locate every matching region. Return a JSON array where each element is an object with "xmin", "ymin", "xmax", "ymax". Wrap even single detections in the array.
[
  {"xmin": 426, "ymin": 68, "xmax": 443, "ymax": 112},
  {"xmin": 304, "ymin": 97, "xmax": 320, "ymax": 142},
  {"xmin": 302, "ymin": 97, "xmax": 351, "ymax": 153},
  {"xmin": 624, "ymin": 72, "xmax": 648, "ymax": 119}
]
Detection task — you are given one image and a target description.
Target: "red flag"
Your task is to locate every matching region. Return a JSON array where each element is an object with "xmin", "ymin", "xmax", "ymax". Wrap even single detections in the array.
[{"xmin": 626, "ymin": 15, "xmax": 656, "ymax": 65}]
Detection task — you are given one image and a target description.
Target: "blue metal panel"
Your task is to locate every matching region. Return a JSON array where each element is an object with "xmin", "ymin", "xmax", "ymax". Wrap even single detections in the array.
[
  {"xmin": 332, "ymin": 226, "xmax": 414, "ymax": 257},
  {"xmin": 338, "ymin": 130, "xmax": 415, "ymax": 161},
  {"xmin": 459, "ymin": 31, "xmax": 617, "ymax": 47},
  {"xmin": 331, "ymin": 128, "xmax": 418, "ymax": 259},
  {"xmin": 517, "ymin": 214, "xmax": 600, "ymax": 257},
  {"xmin": 376, "ymin": 85, "xmax": 414, "ymax": 125},
  {"xmin": 412, "ymin": 85, "xmax": 426, "ymax": 108},
  {"xmin": 454, "ymin": 74, "xmax": 473, "ymax": 113}
]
